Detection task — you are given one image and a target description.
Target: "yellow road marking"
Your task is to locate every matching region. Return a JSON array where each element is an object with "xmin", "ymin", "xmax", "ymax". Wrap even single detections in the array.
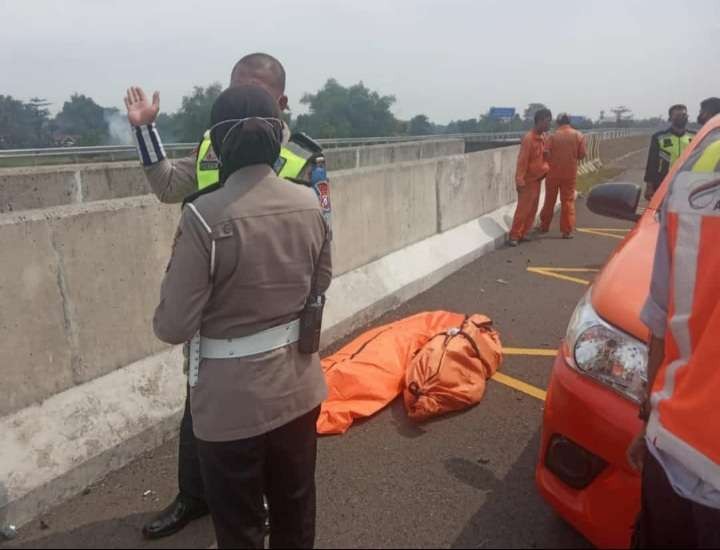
[
  {"xmin": 578, "ymin": 227, "xmax": 629, "ymax": 232},
  {"xmin": 526, "ymin": 267, "xmax": 599, "ymax": 286},
  {"xmin": 492, "ymin": 372, "xmax": 547, "ymax": 401},
  {"xmin": 577, "ymin": 228, "xmax": 628, "ymax": 240},
  {"xmin": 503, "ymin": 347, "xmax": 556, "ymax": 357}
]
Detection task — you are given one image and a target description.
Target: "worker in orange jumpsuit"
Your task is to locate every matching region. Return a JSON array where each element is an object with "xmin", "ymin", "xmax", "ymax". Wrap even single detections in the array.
[
  {"xmin": 508, "ymin": 108, "xmax": 552, "ymax": 246},
  {"xmin": 539, "ymin": 113, "xmax": 587, "ymax": 238}
]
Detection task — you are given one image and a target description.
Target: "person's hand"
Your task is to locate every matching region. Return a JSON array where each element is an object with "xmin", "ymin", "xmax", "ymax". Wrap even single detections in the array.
[
  {"xmin": 627, "ymin": 426, "xmax": 648, "ymax": 472},
  {"xmin": 124, "ymin": 86, "xmax": 160, "ymax": 127},
  {"xmin": 516, "ymin": 181, "xmax": 526, "ymax": 192}
]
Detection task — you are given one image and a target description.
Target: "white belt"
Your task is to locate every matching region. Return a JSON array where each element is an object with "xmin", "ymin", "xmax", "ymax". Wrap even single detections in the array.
[{"xmin": 188, "ymin": 319, "xmax": 300, "ymax": 387}]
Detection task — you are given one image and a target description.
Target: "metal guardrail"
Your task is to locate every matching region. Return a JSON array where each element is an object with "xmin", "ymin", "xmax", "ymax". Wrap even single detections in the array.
[{"xmin": 0, "ymin": 128, "xmax": 650, "ymax": 166}]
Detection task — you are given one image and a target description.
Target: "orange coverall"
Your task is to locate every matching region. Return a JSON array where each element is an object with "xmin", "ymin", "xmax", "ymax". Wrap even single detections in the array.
[
  {"xmin": 510, "ymin": 130, "xmax": 549, "ymax": 241},
  {"xmin": 540, "ymin": 125, "xmax": 587, "ymax": 234}
]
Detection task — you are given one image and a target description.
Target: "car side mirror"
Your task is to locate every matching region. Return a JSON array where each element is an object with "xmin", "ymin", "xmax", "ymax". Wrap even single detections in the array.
[{"xmin": 587, "ymin": 182, "xmax": 642, "ymax": 222}]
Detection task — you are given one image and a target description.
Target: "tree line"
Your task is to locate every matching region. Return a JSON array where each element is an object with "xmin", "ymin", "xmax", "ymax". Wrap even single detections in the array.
[{"xmin": 1, "ymin": 80, "xmax": 664, "ymax": 149}]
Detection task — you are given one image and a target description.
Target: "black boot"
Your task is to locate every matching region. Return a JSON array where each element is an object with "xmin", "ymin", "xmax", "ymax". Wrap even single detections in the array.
[{"xmin": 142, "ymin": 494, "xmax": 209, "ymax": 540}]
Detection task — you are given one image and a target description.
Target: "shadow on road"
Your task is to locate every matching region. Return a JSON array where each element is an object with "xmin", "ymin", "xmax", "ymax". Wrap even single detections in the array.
[
  {"xmin": 7, "ymin": 513, "xmax": 214, "ymax": 550},
  {"xmin": 447, "ymin": 430, "xmax": 591, "ymax": 549}
]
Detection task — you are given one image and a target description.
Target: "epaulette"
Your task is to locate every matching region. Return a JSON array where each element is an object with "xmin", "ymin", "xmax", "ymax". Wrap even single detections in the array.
[
  {"xmin": 290, "ymin": 132, "xmax": 324, "ymax": 154},
  {"xmin": 182, "ymin": 183, "xmax": 223, "ymax": 207}
]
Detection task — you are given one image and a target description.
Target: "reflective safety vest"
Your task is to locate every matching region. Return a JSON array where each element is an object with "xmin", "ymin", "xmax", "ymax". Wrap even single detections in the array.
[
  {"xmin": 647, "ymin": 165, "xmax": 720, "ymax": 490},
  {"xmin": 657, "ymin": 130, "xmax": 695, "ymax": 168},
  {"xmin": 691, "ymin": 140, "xmax": 720, "ymax": 172},
  {"xmin": 195, "ymin": 131, "xmax": 317, "ymax": 190}
]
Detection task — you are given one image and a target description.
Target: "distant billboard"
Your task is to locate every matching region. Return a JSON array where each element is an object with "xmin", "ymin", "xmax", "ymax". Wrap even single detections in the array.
[{"xmin": 488, "ymin": 107, "xmax": 516, "ymax": 120}]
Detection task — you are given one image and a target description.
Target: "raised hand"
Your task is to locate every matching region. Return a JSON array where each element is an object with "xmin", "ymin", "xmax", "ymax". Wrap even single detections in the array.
[{"xmin": 124, "ymin": 86, "xmax": 160, "ymax": 127}]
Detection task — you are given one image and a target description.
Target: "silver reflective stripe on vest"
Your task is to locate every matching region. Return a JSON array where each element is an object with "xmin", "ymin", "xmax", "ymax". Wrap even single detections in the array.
[
  {"xmin": 647, "ymin": 171, "xmax": 720, "ymax": 492},
  {"xmin": 651, "ymin": 172, "xmax": 705, "ymax": 408},
  {"xmin": 187, "ymin": 320, "xmax": 300, "ymax": 388}
]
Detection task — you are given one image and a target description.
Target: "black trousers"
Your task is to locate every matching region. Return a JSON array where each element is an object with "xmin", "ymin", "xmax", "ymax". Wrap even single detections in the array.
[
  {"xmin": 178, "ymin": 387, "xmax": 206, "ymax": 501},
  {"xmin": 633, "ymin": 452, "xmax": 720, "ymax": 549},
  {"xmin": 197, "ymin": 407, "xmax": 320, "ymax": 550}
]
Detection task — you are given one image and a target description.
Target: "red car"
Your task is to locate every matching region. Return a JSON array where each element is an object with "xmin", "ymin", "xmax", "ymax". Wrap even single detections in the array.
[{"xmin": 536, "ymin": 117, "xmax": 720, "ymax": 548}]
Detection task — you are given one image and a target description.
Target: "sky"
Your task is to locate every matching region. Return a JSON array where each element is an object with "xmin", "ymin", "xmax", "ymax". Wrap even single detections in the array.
[{"xmin": 2, "ymin": 0, "xmax": 719, "ymax": 124}]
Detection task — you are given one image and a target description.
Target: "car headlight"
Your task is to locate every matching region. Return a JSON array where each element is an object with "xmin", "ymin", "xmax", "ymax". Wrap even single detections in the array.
[{"xmin": 565, "ymin": 291, "xmax": 647, "ymax": 402}]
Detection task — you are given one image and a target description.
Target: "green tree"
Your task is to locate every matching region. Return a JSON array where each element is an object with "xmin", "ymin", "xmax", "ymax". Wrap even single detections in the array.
[
  {"xmin": 446, "ymin": 118, "xmax": 482, "ymax": 134},
  {"xmin": 508, "ymin": 113, "xmax": 526, "ymax": 131},
  {"xmin": 155, "ymin": 112, "xmax": 179, "ymax": 143},
  {"xmin": 408, "ymin": 114, "xmax": 434, "ymax": 136},
  {"xmin": 27, "ymin": 97, "xmax": 52, "ymax": 145},
  {"xmin": 0, "ymin": 95, "xmax": 49, "ymax": 148},
  {"xmin": 54, "ymin": 93, "xmax": 109, "ymax": 145},
  {"xmin": 172, "ymin": 83, "xmax": 222, "ymax": 142},
  {"xmin": 294, "ymin": 79, "xmax": 398, "ymax": 138}
]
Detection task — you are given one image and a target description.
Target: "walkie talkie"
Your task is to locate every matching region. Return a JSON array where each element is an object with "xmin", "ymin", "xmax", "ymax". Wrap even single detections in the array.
[{"xmin": 299, "ymin": 294, "xmax": 325, "ymax": 354}]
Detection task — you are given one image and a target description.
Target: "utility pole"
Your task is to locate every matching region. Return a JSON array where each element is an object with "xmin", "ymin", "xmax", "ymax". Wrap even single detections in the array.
[{"xmin": 611, "ymin": 106, "xmax": 633, "ymax": 127}]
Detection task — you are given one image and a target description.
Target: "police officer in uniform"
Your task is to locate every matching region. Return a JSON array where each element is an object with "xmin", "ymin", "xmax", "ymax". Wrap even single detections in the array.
[
  {"xmin": 643, "ymin": 104, "xmax": 696, "ymax": 200},
  {"xmin": 124, "ymin": 53, "xmax": 330, "ymax": 539},
  {"xmin": 154, "ymin": 84, "xmax": 331, "ymax": 549}
]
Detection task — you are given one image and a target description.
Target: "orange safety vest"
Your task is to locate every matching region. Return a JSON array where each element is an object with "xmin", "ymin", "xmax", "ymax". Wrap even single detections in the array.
[{"xmin": 646, "ymin": 170, "xmax": 720, "ymax": 490}]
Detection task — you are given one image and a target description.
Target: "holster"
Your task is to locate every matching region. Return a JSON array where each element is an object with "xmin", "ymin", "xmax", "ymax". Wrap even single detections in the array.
[{"xmin": 298, "ymin": 295, "xmax": 325, "ymax": 354}]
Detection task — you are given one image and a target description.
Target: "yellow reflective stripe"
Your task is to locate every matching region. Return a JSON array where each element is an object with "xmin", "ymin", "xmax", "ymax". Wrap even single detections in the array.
[
  {"xmin": 658, "ymin": 133, "xmax": 693, "ymax": 165},
  {"xmin": 278, "ymin": 147, "xmax": 308, "ymax": 179},
  {"xmin": 692, "ymin": 140, "xmax": 720, "ymax": 173},
  {"xmin": 195, "ymin": 130, "xmax": 310, "ymax": 189},
  {"xmin": 196, "ymin": 135, "xmax": 219, "ymax": 190}
]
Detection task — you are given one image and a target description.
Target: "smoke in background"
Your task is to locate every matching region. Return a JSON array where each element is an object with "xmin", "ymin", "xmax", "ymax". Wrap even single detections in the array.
[{"xmin": 104, "ymin": 110, "xmax": 132, "ymax": 145}]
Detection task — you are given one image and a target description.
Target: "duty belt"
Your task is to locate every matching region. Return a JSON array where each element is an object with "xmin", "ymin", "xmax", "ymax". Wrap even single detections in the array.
[{"xmin": 188, "ymin": 319, "xmax": 301, "ymax": 387}]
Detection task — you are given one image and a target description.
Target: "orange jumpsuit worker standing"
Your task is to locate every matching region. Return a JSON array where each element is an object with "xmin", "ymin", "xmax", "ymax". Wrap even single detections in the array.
[
  {"xmin": 508, "ymin": 108, "xmax": 552, "ymax": 246},
  {"xmin": 540, "ymin": 113, "xmax": 587, "ymax": 238}
]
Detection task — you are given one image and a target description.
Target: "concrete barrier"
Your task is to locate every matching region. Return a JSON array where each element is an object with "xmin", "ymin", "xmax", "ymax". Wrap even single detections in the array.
[
  {"xmin": 0, "ymin": 140, "xmax": 465, "ymax": 214},
  {"xmin": 0, "ymin": 162, "xmax": 153, "ymax": 214},
  {"xmin": 0, "ymin": 134, "xmax": 633, "ymax": 529},
  {"xmin": 330, "ymin": 161, "xmax": 438, "ymax": 276},
  {"xmin": 436, "ymin": 146, "xmax": 519, "ymax": 232},
  {"xmin": 0, "ymin": 198, "xmax": 178, "ymax": 417}
]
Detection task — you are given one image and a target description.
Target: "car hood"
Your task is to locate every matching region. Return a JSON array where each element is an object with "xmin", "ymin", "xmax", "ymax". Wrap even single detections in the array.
[{"xmin": 591, "ymin": 212, "xmax": 659, "ymax": 342}]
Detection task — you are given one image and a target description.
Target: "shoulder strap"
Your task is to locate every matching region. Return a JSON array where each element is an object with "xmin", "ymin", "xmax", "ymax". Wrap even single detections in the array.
[{"xmin": 290, "ymin": 132, "xmax": 324, "ymax": 154}]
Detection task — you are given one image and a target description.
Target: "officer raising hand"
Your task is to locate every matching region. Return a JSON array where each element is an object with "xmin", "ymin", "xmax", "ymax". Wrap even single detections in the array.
[{"xmin": 124, "ymin": 53, "xmax": 332, "ymax": 540}]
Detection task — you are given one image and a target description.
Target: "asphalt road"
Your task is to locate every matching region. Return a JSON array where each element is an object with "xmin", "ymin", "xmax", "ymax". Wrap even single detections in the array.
[{"xmin": 8, "ymin": 151, "xmax": 647, "ymax": 549}]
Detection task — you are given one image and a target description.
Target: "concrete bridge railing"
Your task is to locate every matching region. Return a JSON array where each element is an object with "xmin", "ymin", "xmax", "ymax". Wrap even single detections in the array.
[{"xmin": 0, "ymin": 140, "xmax": 465, "ymax": 214}]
